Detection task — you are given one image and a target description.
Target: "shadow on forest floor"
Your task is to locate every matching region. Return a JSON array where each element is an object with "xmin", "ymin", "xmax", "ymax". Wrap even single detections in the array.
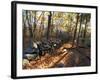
[{"xmin": 22, "ymin": 42, "xmax": 90, "ymax": 69}]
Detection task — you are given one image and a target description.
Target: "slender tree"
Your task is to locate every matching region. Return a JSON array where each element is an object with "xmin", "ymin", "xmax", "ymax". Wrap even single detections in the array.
[
  {"xmin": 47, "ymin": 12, "xmax": 52, "ymax": 39},
  {"xmin": 50, "ymin": 11, "xmax": 54, "ymax": 38},
  {"xmin": 33, "ymin": 11, "xmax": 36, "ymax": 40},
  {"xmin": 72, "ymin": 13, "xmax": 79, "ymax": 47},
  {"xmin": 83, "ymin": 15, "xmax": 88, "ymax": 39},
  {"xmin": 77, "ymin": 13, "xmax": 83, "ymax": 46},
  {"xmin": 39, "ymin": 12, "xmax": 45, "ymax": 40},
  {"xmin": 41, "ymin": 12, "xmax": 45, "ymax": 38},
  {"xmin": 25, "ymin": 11, "xmax": 33, "ymax": 38}
]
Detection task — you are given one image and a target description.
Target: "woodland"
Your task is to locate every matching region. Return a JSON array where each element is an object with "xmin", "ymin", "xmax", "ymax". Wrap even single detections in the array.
[{"xmin": 22, "ymin": 10, "xmax": 91, "ymax": 69}]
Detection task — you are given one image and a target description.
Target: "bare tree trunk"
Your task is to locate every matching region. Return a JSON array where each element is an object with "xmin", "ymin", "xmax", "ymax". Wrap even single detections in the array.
[
  {"xmin": 41, "ymin": 12, "xmax": 45, "ymax": 39},
  {"xmin": 39, "ymin": 12, "xmax": 44, "ymax": 40},
  {"xmin": 26, "ymin": 11, "xmax": 33, "ymax": 38},
  {"xmin": 72, "ymin": 13, "xmax": 79, "ymax": 47},
  {"xmin": 77, "ymin": 14, "xmax": 83, "ymax": 46},
  {"xmin": 50, "ymin": 11, "xmax": 54, "ymax": 38},
  {"xmin": 47, "ymin": 12, "xmax": 52, "ymax": 40},
  {"xmin": 33, "ymin": 11, "xmax": 36, "ymax": 41},
  {"xmin": 83, "ymin": 15, "xmax": 88, "ymax": 39}
]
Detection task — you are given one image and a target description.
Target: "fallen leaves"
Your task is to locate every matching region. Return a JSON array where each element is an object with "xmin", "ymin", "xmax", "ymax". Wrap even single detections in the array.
[{"xmin": 22, "ymin": 43, "xmax": 90, "ymax": 69}]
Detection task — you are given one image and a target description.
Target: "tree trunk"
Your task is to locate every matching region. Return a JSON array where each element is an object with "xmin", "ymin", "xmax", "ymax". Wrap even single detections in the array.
[
  {"xmin": 50, "ymin": 11, "xmax": 54, "ymax": 37},
  {"xmin": 41, "ymin": 12, "xmax": 45, "ymax": 39},
  {"xmin": 47, "ymin": 12, "xmax": 52, "ymax": 40},
  {"xmin": 72, "ymin": 13, "xmax": 79, "ymax": 47},
  {"xmin": 83, "ymin": 15, "xmax": 88, "ymax": 39},
  {"xmin": 26, "ymin": 11, "xmax": 33, "ymax": 38},
  {"xmin": 33, "ymin": 11, "xmax": 36, "ymax": 41},
  {"xmin": 39, "ymin": 12, "xmax": 44, "ymax": 40},
  {"xmin": 77, "ymin": 14, "xmax": 83, "ymax": 46}
]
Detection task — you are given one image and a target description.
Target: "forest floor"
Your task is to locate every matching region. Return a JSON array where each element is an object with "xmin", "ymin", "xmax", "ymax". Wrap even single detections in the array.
[{"xmin": 23, "ymin": 43, "xmax": 91, "ymax": 69}]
